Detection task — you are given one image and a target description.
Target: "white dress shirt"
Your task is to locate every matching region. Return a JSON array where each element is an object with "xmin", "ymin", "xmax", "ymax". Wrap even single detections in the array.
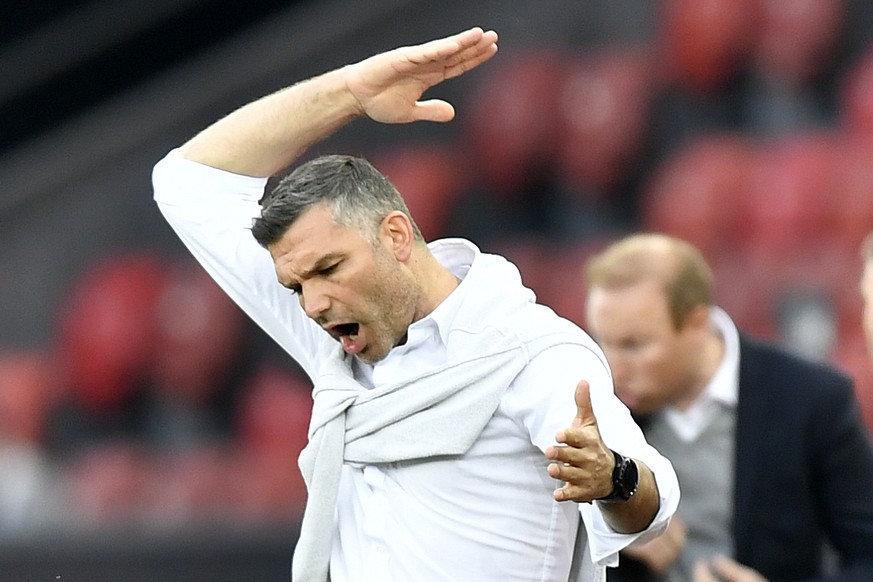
[{"xmin": 152, "ymin": 151, "xmax": 680, "ymax": 581}]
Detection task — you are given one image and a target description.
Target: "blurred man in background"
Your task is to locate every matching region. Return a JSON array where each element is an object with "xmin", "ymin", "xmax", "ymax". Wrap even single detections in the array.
[{"xmin": 584, "ymin": 233, "xmax": 873, "ymax": 582}]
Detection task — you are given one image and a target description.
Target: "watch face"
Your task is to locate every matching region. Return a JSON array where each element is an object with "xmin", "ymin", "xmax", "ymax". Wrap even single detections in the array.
[
  {"xmin": 620, "ymin": 457, "xmax": 639, "ymax": 498},
  {"xmin": 600, "ymin": 450, "xmax": 639, "ymax": 503}
]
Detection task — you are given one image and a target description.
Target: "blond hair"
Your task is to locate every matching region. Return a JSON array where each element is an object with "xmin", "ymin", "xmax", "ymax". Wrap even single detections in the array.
[{"xmin": 586, "ymin": 233, "xmax": 714, "ymax": 329}]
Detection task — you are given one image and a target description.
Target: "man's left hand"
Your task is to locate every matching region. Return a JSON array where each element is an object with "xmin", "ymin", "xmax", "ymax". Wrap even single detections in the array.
[{"xmin": 545, "ymin": 380, "xmax": 615, "ymax": 502}]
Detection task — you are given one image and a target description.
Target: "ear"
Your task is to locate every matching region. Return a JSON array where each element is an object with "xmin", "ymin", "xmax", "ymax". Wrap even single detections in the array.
[
  {"xmin": 379, "ymin": 211, "xmax": 415, "ymax": 262},
  {"xmin": 683, "ymin": 304, "xmax": 711, "ymax": 332}
]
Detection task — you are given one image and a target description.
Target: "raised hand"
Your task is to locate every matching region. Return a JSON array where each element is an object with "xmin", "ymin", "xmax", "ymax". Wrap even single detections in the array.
[
  {"xmin": 180, "ymin": 27, "xmax": 498, "ymax": 177},
  {"xmin": 545, "ymin": 380, "xmax": 615, "ymax": 502},
  {"xmin": 344, "ymin": 27, "xmax": 499, "ymax": 124}
]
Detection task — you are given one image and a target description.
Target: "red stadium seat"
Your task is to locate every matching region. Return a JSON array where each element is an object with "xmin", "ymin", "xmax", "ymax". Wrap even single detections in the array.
[
  {"xmin": 463, "ymin": 50, "xmax": 564, "ymax": 197},
  {"xmin": 831, "ymin": 329, "xmax": 873, "ymax": 434},
  {"xmin": 63, "ymin": 441, "xmax": 153, "ymax": 525},
  {"xmin": 830, "ymin": 137, "xmax": 873, "ymax": 256},
  {"xmin": 554, "ymin": 47, "xmax": 656, "ymax": 194},
  {"xmin": 840, "ymin": 46, "xmax": 873, "ymax": 138},
  {"xmin": 0, "ymin": 350, "xmax": 60, "ymax": 446},
  {"xmin": 145, "ymin": 445, "xmax": 237, "ymax": 524},
  {"xmin": 708, "ymin": 245, "xmax": 780, "ymax": 340},
  {"xmin": 236, "ymin": 364, "xmax": 312, "ymax": 456},
  {"xmin": 56, "ymin": 254, "xmax": 167, "ymax": 414},
  {"xmin": 740, "ymin": 133, "xmax": 839, "ymax": 255},
  {"xmin": 149, "ymin": 259, "xmax": 246, "ymax": 405},
  {"xmin": 641, "ymin": 134, "xmax": 753, "ymax": 257},
  {"xmin": 371, "ymin": 145, "xmax": 470, "ymax": 240},
  {"xmin": 656, "ymin": 0, "xmax": 759, "ymax": 93},
  {"xmin": 723, "ymin": 237, "xmax": 856, "ymax": 343},
  {"xmin": 233, "ymin": 364, "xmax": 313, "ymax": 520},
  {"xmin": 541, "ymin": 238, "xmax": 613, "ymax": 328},
  {"xmin": 485, "ymin": 236, "xmax": 552, "ymax": 301},
  {"xmin": 752, "ymin": 0, "xmax": 845, "ymax": 82}
]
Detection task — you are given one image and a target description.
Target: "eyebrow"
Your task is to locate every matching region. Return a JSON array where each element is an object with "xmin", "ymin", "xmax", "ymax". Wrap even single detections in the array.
[{"xmin": 281, "ymin": 252, "xmax": 344, "ymax": 287}]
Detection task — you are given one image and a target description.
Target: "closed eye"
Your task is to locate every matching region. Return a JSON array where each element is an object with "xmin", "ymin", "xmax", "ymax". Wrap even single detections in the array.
[
  {"xmin": 319, "ymin": 264, "xmax": 338, "ymax": 276},
  {"xmin": 282, "ymin": 262, "xmax": 339, "ymax": 295}
]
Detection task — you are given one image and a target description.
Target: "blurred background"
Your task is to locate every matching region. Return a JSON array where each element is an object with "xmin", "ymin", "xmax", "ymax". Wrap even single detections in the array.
[{"xmin": 3, "ymin": 0, "xmax": 873, "ymax": 579}]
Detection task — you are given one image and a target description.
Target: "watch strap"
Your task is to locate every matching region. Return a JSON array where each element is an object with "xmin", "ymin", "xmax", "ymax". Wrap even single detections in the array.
[{"xmin": 597, "ymin": 449, "xmax": 639, "ymax": 503}]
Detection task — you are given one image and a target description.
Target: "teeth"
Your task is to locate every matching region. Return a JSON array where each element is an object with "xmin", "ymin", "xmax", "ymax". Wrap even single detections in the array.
[{"xmin": 349, "ymin": 333, "xmax": 358, "ymax": 341}]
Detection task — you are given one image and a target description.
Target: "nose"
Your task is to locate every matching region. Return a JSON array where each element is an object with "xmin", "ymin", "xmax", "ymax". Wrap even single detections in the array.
[{"xmin": 300, "ymin": 282, "xmax": 330, "ymax": 320}]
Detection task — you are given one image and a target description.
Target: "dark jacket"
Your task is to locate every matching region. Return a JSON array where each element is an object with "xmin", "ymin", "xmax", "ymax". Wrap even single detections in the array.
[{"xmin": 612, "ymin": 334, "xmax": 873, "ymax": 582}]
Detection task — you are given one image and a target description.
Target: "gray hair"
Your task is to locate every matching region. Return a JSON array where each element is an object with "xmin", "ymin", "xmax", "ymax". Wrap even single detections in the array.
[{"xmin": 252, "ymin": 154, "xmax": 424, "ymax": 247}]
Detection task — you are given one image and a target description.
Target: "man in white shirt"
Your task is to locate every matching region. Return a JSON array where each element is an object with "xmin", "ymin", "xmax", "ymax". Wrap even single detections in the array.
[{"xmin": 151, "ymin": 27, "xmax": 679, "ymax": 581}]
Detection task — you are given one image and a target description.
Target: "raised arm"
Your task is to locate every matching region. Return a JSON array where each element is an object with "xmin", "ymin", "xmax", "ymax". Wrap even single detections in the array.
[{"xmin": 179, "ymin": 27, "xmax": 499, "ymax": 177}]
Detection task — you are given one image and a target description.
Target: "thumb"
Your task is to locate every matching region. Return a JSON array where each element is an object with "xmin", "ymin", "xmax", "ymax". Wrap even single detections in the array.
[
  {"xmin": 412, "ymin": 99, "xmax": 456, "ymax": 123},
  {"xmin": 573, "ymin": 379, "xmax": 596, "ymax": 428}
]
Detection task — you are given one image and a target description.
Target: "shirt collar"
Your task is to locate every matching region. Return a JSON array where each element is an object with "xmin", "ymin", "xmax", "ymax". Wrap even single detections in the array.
[
  {"xmin": 406, "ymin": 238, "xmax": 478, "ymax": 348},
  {"xmin": 705, "ymin": 306, "xmax": 740, "ymax": 407},
  {"xmin": 359, "ymin": 239, "xmax": 480, "ymax": 387}
]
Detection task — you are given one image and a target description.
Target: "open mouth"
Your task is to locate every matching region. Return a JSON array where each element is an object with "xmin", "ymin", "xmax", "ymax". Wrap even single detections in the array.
[
  {"xmin": 329, "ymin": 322, "xmax": 359, "ymax": 340},
  {"xmin": 326, "ymin": 322, "xmax": 365, "ymax": 355}
]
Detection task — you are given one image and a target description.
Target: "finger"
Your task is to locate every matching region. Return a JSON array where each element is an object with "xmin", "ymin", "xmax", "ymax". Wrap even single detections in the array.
[
  {"xmin": 545, "ymin": 438, "xmax": 597, "ymax": 463},
  {"xmin": 408, "ymin": 27, "xmax": 493, "ymax": 65},
  {"xmin": 552, "ymin": 480, "xmax": 588, "ymax": 502},
  {"xmin": 546, "ymin": 461, "xmax": 588, "ymax": 484},
  {"xmin": 573, "ymin": 380, "xmax": 596, "ymax": 428},
  {"xmin": 437, "ymin": 27, "xmax": 498, "ymax": 62},
  {"xmin": 443, "ymin": 33, "xmax": 499, "ymax": 79},
  {"xmin": 548, "ymin": 461, "xmax": 602, "ymax": 502},
  {"xmin": 411, "ymin": 99, "xmax": 456, "ymax": 123}
]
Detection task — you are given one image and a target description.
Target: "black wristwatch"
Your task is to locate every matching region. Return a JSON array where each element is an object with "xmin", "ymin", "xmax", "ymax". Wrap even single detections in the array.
[{"xmin": 597, "ymin": 450, "xmax": 639, "ymax": 503}]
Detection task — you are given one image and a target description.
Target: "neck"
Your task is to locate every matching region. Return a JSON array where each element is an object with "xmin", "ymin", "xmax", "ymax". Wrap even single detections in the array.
[
  {"xmin": 675, "ymin": 330, "xmax": 725, "ymax": 411},
  {"xmin": 411, "ymin": 246, "xmax": 461, "ymax": 320}
]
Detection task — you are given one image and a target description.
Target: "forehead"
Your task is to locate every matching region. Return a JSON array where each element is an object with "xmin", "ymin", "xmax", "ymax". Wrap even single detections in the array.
[
  {"xmin": 587, "ymin": 281, "xmax": 672, "ymax": 331},
  {"xmin": 589, "ymin": 278, "xmax": 666, "ymax": 307},
  {"xmin": 267, "ymin": 205, "xmax": 363, "ymax": 274}
]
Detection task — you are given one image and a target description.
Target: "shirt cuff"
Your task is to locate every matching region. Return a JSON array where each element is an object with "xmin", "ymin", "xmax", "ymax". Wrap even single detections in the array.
[
  {"xmin": 580, "ymin": 453, "xmax": 680, "ymax": 565},
  {"xmin": 152, "ymin": 148, "xmax": 269, "ymax": 206}
]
